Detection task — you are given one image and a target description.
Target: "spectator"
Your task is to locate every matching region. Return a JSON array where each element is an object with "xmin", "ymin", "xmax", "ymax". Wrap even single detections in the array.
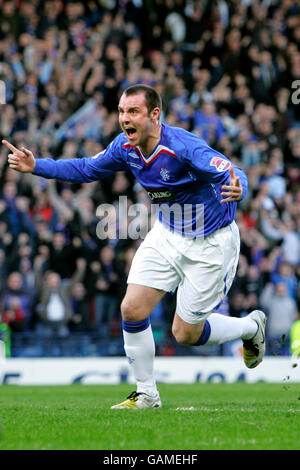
[
  {"xmin": 94, "ymin": 245, "xmax": 120, "ymax": 329},
  {"xmin": 241, "ymin": 136, "xmax": 261, "ymax": 169},
  {"xmin": 68, "ymin": 282, "xmax": 92, "ymax": 332},
  {"xmin": 229, "ymin": 292, "xmax": 247, "ymax": 318},
  {"xmin": 280, "ymin": 219, "xmax": 300, "ymax": 267},
  {"xmin": 48, "ymin": 231, "xmax": 81, "ymax": 279},
  {"xmin": 34, "ymin": 257, "xmax": 87, "ymax": 337},
  {"xmin": 0, "ymin": 248, "xmax": 7, "ymax": 294},
  {"xmin": 270, "ymin": 261, "xmax": 298, "ymax": 301},
  {"xmin": 260, "ymin": 282, "xmax": 298, "ymax": 356},
  {"xmin": 3, "ymin": 296, "xmax": 26, "ymax": 333},
  {"xmin": 193, "ymin": 101, "xmax": 226, "ymax": 146},
  {"xmin": 3, "ymin": 272, "xmax": 33, "ymax": 330},
  {"xmin": 244, "ymin": 264, "xmax": 263, "ymax": 298}
]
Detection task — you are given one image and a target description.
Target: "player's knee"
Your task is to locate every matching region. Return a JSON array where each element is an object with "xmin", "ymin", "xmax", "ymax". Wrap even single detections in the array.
[
  {"xmin": 120, "ymin": 297, "xmax": 141, "ymax": 322},
  {"xmin": 172, "ymin": 324, "xmax": 194, "ymax": 346}
]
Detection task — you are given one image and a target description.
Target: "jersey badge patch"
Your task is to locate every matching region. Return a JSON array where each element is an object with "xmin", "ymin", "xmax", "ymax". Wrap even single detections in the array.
[{"xmin": 210, "ymin": 156, "xmax": 231, "ymax": 172}]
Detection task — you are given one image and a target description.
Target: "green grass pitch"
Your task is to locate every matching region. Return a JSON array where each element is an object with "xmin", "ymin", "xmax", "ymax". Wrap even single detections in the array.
[{"xmin": 0, "ymin": 383, "xmax": 299, "ymax": 450}]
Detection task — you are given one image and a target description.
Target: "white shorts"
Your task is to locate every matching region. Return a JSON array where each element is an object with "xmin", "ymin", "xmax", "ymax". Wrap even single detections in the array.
[{"xmin": 127, "ymin": 220, "xmax": 240, "ymax": 324}]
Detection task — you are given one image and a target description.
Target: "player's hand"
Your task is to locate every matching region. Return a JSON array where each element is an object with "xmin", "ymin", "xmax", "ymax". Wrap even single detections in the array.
[
  {"xmin": 221, "ymin": 166, "xmax": 243, "ymax": 203},
  {"xmin": 2, "ymin": 139, "xmax": 36, "ymax": 173}
]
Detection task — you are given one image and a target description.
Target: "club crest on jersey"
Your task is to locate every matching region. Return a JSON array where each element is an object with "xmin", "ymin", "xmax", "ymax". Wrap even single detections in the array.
[
  {"xmin": 210, "ymin": 156, "xmax": 231, "ymax": 172},
  {"xmin": 160, "ymin": 166, "xmax": 170, "ymax": 181}
]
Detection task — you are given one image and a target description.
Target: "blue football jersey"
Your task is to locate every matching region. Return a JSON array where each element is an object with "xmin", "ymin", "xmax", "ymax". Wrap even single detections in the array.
[{"xmin": 33, "ymin": 123, "xmax": 248, "ymax": 237}]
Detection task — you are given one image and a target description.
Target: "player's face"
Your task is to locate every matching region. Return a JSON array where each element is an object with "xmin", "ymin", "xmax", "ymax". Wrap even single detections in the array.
[{"xmin": 118, "ymin": 92, "xmax": 156, "ymax": 147}]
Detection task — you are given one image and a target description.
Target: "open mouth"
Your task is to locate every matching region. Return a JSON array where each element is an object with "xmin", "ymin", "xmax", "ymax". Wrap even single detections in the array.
[{"xmin": 125, "ymin": 127, "xmax": 137, "ymax": 139}]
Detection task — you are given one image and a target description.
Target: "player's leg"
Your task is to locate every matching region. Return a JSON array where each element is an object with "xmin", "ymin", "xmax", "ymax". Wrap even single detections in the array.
[
  {"xmin": 172, "ymin": 310, "xmax": 259, "ymax": 346},
  {"xmin": 172, "ymin": 309, "xmax": 266, "ymax": 369},
  {"xmin": 111, "ymin": 283, "xmax": 167, "ymax": 410},
  {"xmin": 114, "ymin": 283, "xmax": 165, "ymax": 409},
  {"xmin": 111, "ymin": 223, "xmax": 180, "ymax": 409},
  {"xmin": 172, "ymin": 222, "xmax": 266, "ymax": 368}
]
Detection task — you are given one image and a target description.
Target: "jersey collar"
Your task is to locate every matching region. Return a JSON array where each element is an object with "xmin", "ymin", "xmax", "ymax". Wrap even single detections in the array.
[{"xmin": 123, "ymin": 125, "xmax": 177, "ymax": 166}]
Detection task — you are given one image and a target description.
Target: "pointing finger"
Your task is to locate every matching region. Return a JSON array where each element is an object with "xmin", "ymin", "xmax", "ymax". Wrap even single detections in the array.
[{"xmin": 2, "ymin": 140, "xmax": 19, "ymax": 153}]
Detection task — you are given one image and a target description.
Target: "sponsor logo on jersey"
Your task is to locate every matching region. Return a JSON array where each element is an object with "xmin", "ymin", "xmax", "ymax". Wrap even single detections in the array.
[
  {"xmin": 146, "ymin": 189, "xmax": 174, "ymax": 202},
  {"xmin": 210, "ymin": 156, "xmax": 231, "ymax": 172}
]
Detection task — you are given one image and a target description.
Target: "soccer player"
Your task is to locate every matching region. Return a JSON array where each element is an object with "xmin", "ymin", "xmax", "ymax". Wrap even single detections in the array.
[{"xmin": 2, "ymin": 84, "xmax": 266, "ymax": 409}]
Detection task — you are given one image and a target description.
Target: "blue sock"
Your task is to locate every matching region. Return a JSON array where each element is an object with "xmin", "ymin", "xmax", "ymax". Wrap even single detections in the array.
[
  {"xmin": 122, "ymin": 317, "xmax": 150, "ymax": 333},
  {"xmin": 193, "ymin": 320, "xmax": 211, "ymax": 346}
]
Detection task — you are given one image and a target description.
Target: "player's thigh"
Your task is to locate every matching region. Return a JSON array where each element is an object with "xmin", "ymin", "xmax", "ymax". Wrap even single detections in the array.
[
  {"xmin": 121, "ymin": 283, "xmax": 166, "ymax": 321},
  {"xmin": 172, "ymin": 312, "xmax": 205, "ymax": 345},
  {"xmin": 124, "ymin": 225, "xmax": 181, "ymax": 321},
  {"xmin": 127, "ymin": 225, "xmax": 180, "ymax": 295},
  {"xmin": 176, "ymin": 222, "xmax": 240, "ymax": 323}
]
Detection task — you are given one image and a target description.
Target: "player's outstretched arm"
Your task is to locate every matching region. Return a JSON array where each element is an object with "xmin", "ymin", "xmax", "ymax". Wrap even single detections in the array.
[
  {"xmin": 3, "ymin": 134, "xmax": 127, "ymax": 183},
  {"xmin": 220, "ymin": 166, "xmax": 243, "ymax": 203},
  {"xmin": 2, "ymin": 140, "xmax": 36, "ymax": 173}
]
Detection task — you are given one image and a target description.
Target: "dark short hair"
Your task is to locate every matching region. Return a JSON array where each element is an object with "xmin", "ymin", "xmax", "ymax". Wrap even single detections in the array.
[{"xmin": 122, "ymin": 84, "xmax": 162, "ymax": 115}]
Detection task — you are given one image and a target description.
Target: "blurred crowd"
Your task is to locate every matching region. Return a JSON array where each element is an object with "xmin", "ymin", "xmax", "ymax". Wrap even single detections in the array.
[{"xmin": 0, "ymin": 0, "xmax": 300, "ymax": 357}]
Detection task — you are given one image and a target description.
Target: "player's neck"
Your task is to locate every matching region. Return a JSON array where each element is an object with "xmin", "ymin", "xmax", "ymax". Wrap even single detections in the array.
[{"xmin": 139, "ymin": 123, "xmax": 162, "ymax": 156}]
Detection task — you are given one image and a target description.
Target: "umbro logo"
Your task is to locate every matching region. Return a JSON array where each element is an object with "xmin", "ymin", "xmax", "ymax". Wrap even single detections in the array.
[
  {"xmin": 191, "ymin": 311, "xmax": 207, "ymax": 316},
  {"xmin": 128, "ymin": 152, "xmax": 139, "ymax": 159}
]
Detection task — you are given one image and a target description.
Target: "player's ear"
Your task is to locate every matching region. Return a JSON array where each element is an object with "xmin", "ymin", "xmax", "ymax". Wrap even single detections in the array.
[{"xmin": 151, "ymin": 107, "xmax": 160, "ymax": 121}]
